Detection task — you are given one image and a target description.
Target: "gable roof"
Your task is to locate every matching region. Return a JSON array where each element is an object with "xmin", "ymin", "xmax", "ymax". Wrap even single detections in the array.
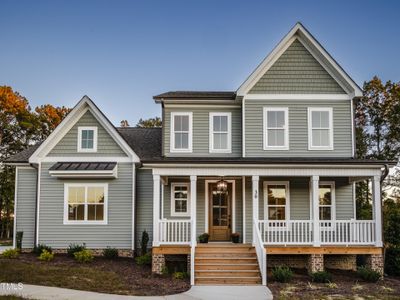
[
  {"xmin": 237, "ymin": 22, "xmax": 363, "ymax": 97},
  {"xmin": 29, "ymin": 96, "xmax": 140, "ymax": 163}
]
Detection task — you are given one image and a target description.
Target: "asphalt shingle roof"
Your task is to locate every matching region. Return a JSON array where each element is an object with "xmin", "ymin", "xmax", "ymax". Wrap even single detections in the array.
[{"xmin": 153, "ymin": 91, "xmax": 236, "ymax": 100}]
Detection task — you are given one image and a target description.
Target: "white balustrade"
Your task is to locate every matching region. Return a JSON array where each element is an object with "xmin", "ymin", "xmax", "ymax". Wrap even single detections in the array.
[{"xmin": 158, "ymin": 219, "xmax": 191, "ymax": 244}]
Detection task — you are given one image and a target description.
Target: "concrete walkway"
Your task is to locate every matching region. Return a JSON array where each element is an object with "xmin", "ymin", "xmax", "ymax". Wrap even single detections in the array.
[{"xmin": 0, "ymin": 284, "xmax": 273, "ymax": 300}]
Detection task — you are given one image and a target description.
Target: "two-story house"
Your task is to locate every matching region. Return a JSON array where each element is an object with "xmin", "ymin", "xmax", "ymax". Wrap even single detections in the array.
[{"xmin": 7, "ymin": 23, "xmax": 394, "ymax": 286}]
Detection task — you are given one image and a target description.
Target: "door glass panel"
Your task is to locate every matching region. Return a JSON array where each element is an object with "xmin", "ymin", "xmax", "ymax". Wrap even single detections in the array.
[{"xmin": 211, "ymin": 184, "xmax": 230, "ymax": 227}]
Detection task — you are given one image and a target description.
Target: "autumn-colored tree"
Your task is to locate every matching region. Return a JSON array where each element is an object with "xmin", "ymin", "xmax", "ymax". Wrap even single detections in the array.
[
  {"xmin": 35, "ymin": 104, "xmax": 70, "ymax": 140},
  {"xmin": 136, "ymin": 117, "xmax": 162, "ymax": 128}
]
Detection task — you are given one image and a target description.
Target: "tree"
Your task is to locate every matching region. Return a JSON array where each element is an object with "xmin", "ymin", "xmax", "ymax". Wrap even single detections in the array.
[{"xmin": 136, "ymin": 117, "xmax": 162, "ymax": 128}]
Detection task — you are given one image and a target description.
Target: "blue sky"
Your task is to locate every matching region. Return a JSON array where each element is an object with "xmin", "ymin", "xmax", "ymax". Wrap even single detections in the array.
[{"xmin": 1, "ymin": 0, "xmax": 399, "ymax": 125}]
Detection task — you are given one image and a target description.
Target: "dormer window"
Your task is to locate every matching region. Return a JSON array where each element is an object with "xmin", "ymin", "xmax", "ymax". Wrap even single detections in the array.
[
  {"xmin": 171, "ymin": 112, "xmax": 192, "ymax": 153},
  {"xmin": 78, "ymin": 126, "xmax": 98, "ymax": 152}
]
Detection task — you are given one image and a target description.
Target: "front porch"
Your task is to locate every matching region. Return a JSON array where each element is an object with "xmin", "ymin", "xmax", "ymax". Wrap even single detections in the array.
[{"xmin": 150, "ymin": 166, "xmax": 384, "ymax": 285}]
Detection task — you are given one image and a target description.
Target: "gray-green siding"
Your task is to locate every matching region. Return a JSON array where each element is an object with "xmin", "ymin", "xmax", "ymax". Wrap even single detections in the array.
[
  {"xmin": 16, "ymin": 167, "xmax": 37, "ymax": 249},
  {"xmin": 136, "ymin": 169, "xmax": 153, "ymax": 247},
  {"xmin": 249, "ymin": 39, "xmax": 345, "ymax": 94},
  {"xmin": 48, "ymin": 110, "xmax": 127, "ymax": 157},
  {"xmin": 245, "ymin": 100, "xmax": 352, "ymax": 157},
  {"xmin": 38, "ymin": 162, "xmax": 133, "ymax": 249},
  {"xmin": 163, "ymin": 106, "xmax": 242, "ymax": 157}
]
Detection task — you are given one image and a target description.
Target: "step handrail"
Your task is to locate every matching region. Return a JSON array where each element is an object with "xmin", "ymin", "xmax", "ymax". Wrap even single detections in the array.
[{"xmin": 253, "ymin": 217, "xmax": 267, "ymax": 285}]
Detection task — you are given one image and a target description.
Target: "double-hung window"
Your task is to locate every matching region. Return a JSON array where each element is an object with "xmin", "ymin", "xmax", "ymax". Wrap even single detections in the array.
[
  {"xmin": 171, "ymin": 183, "xmax": 190, "ymax": 217},
  {"xmin": 209, "ymin": 112, "xmax": 231, "ymax": 153},
  {"xmin": 308, "ymin": 108, "xmax": 333, "ymax": 150},
  {"xmin": 264, "ymin": 181, "xmax": 290, "ymax": 222},
  {"xmin": 319, "ymin": 182, "xmax": 335, "ymax": 224},
  {"xmin": 171, "ymin": 112, "xmax": 192, "ymax": 152},
  {"xmin": 64, "ymin": 183, "xmax": 108, "ymax": 224},
  {"xmin": 78, "ymin": 126, "xmax": 98, "ymax": 152},
  {"xmin": 263, "ymin": 107, "xmax": 289, "ymax": 150}
]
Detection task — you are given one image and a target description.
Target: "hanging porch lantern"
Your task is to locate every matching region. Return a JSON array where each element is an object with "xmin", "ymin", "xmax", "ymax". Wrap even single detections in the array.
[{"xmin": 216, "ymin": 177, "xmax": 228, "ymax": 192}]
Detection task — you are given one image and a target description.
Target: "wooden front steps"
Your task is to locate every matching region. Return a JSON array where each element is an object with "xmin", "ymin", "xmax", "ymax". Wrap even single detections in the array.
[{"xmin": 194, "ymin": 243, "xmax": 261, "ymax": 285}]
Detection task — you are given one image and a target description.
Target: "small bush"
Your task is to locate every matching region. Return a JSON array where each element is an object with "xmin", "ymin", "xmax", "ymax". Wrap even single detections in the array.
[
  {"xmin": 38, "ymin": 249, "xmax": 54, "ymax": 261},
  {"xmin": 135, "ymin": 252, "xmax": 152, "ymax": 266},
  {"xmin": 161, "ymin": 265, "xmax": 169, "ymax": 276},
  {"xmin": 33, "ymin": 244, "xmax": 53, "ymax": 256},
  {"xmin": 67, "ymin": 243, "xmax": 86, "ymax": 257},
  {"xmin": 198, "ymin": 233, "xmax": 210, "ymax": 243},
  {"xmin": 74, "ymin": 249, "xmax": 93, "ymax": 263},
  {"xmin": 385, "ymin": 247, "xmax": 400, "ymax": 276},
  {"xmin": 16, "ymin": 232, "xmax": 23, "ymax": 250},
  {"xmin": 141, "ymin": 231, "xmax": 149, "ymax": 255},
  {"xmin": 173, "ymin": 271, "xmax": 189, "ymax": 279},
  {"xmin": 2, "ymin": 249, "xmax": 19, "ymax": 259},
  {"xmin": 271, "ymin": 266, "xmax": 293, "ymax": 283},
  {"xmin": 103, "ymin": 247, "xmax": 119, "ymax": 259},
  {"xmin": 357, "ymin": 266, "xmax": 381, "ymax": 282},
  {"xmin": 310, "ymin": 271, "xmax": 332, "ymax": 283}
]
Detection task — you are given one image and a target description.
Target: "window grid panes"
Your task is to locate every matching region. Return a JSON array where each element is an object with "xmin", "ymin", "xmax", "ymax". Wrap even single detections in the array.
[
  {"xmin": 173, "ymin": 115, "xmax": 190, "ymax": 150},
  {"xmin": 81, "ymin": 130, "xmax": 94, "ymax": 149},
  {"xmin": 67, "ymin": 185, "xmax": 105, "ymax": 222},
  {"xmin": 266, "ymin": 184, "xmax": 288, "ymax": 221},
  {"xmin": 310, "ymin": 110, "xmax": 331, "ymax": 147},
  {"xmin": 265, "ymin": 109, "xmax": 287, "ymax": 148},
  {"xmin": 319, "ymin": 184, "xmax": 332, "ymax": 221},
  {"xmin": 173, "ymin": 185, "xmax": 189, "ymax": 214},
  {"xmin": 212, "ymin": 115, "xmax": 229, "ymax": 150}
]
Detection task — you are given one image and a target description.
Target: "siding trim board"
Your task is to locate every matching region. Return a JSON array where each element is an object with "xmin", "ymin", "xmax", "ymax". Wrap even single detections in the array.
[{"xmin": 13, "ymin": 167, "xmax": 18, "ymax": 248}]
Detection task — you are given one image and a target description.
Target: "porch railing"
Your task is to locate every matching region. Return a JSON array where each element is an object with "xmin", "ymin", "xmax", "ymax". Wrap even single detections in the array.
[
  {"xmin": 253, "ymin": 218, "xmax": 267, "ymax": 285},
  {"xmin": 159, "ymin": 219, "xmax": 191, "ymax": 244},
  {"xmin": 259, "ymin": 220, "xmax": 376, "ymax": 245}
]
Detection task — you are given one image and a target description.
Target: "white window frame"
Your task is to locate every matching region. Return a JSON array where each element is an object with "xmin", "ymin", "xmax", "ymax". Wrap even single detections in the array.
[
  {"xmin": 63, "ymin": 183, "xmax": 108, "ymax": 225},
  {"xmin": 263, "ymin": 181, "xmax": 290, "ymax": 223},
  {"xmin": 170, "ymin": 112, "xmax": 193, "ymax": 153},
  {"xmin": 318, "ymin": 181, "xmax": 336, "ymax": 226},
  {"xmin": 77, "ymin": 126, "xmax": 98, "ymax": 152},
  {"xmin": 209, "ymin": 112, "xmax": 232, "ymax": 153},
  {"xmin": 307, "ymin": 107, "xmax": 333, "ymax": 150},
  {"xmin": 171, "ymin": 182, "xmax": 191, "ymax": 217},
  {"xmin": 263, "ymin": 107, "xmax": 289, "ymax": 150}
]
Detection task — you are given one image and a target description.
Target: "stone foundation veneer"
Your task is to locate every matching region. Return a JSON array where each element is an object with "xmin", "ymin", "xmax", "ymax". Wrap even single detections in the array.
[
  {"xmin": 324, "ymin": 255, "xmax": 357, "ymax": 271},
  {"xmin": 152, "ymin": 254, "xmax": 165, "ymax": 274},
  {"xmin": 307, "ymin": 254, "xmax": 324, "ymax": 273},
  {"xmin": 366, "ymin": 254, "xmax": 384, "ymax": 275}
]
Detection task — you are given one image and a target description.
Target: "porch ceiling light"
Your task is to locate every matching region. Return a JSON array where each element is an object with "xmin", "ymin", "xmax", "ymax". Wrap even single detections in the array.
[{"xmin": 216, "ymin": 178, "xmax": 228, "ymax": 192}]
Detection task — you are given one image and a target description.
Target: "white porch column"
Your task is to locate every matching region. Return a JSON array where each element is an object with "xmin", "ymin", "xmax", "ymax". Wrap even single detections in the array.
[
  {"xmin": 152, "ymin": 174, "xmax": 161, "ymax": 247},
  {"xmin": 252, "ymin": 176, "xmax": 259, "ymax": 245},
  {"xmin": 311, "ymin": 175, "xmax": 320, "ymax": 247},
  {"xmin": 190, "ymin": 175, "xmax": 197, "ymax": 246},
  {"xmin": 372, "ymin": 175, "xmax": 383, "ymax": 247}
]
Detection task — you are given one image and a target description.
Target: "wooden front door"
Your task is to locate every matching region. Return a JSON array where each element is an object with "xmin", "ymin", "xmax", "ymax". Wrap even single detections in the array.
[{"xmin": 209, "ymin": 182, "xmax": 232, "ymax": 241}]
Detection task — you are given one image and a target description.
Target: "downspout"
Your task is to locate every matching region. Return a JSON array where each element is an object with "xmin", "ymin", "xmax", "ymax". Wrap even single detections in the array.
[
  {"xmin": 380, "ymin": 164, "xmax": 389, "ymax": 274},
  {"xmin": 30, "ymin": 163, "xmax": 39, "ymax": 248}
]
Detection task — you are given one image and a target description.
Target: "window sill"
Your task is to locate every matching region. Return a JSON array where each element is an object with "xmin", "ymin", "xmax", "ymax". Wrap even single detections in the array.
[{"xmin": 63, "ymin": 221, "xmax": 108, "ymax": 225}]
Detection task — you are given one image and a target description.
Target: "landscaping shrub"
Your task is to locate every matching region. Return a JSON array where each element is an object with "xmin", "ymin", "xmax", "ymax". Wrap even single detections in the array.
[
  {"xmin": 2, "ymin": 248, "xmax": 19, "ymax": 259},
  {"xmin": 357, "ymin": 266, "xmax": 381, "ymax": 282},
  {"xmin": 16, "ymin": 231, "xmax": 23, "ymax": 250},
  {"xmin": 161, "ymin": 265, "xmax": 169, "ymax": 276},
  {"xmin": 141, "ymin": 231, "xmax": 149, "ymax": 255},
  {"xmin": 271, "ymin": 266, "xmax": 293, "ymax": 283},
  {"xmin": 33, "ymin": 244, "xmax": 53, "ymax": 256},
  {"xmin": 38, "ymin": 249, "xmax": 54, "ymax": 261},
  {"xmin": 67, "ymin": 243, "xmax": 86, "ymax": 257},
  {"xmin": 310, "ymin": 271, "xmax": 332, "ymax": 283},
  {"xmin": 198, "ymin": 233, "xmax": 210, "ymax": 243},
  {"xmin": 385, "ymin": 247, "xmax": 400, "ymax": 276},
  {"xmin": 135, "ymin": 252, "xmax": 151, "ymax": 266},
  {"xmin": 173, "ymin": 271, "xmax": 189, "ymax": 280},
  {"xmin": 103, "ymin": 247, "xmax": 119, "ymax": 259},
  {"xmin": 73, "ymin": 249, "xmax": 94, "ymax": 263}
]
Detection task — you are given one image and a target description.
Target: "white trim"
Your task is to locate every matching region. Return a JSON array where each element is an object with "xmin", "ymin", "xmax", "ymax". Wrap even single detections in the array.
[
  {"xmin": 242, "ymin": 97, "xmax": 246, "ymax": 157},
  {"xmin": 350, "ymin": 98, "xmax": 355, "ymax": 157},
  {"xmin": 307, "ymin": 107, "xmax": 334, "ymax": 150},
  {"xmin": 77, "ymin": 126, "xmax": 98, "ymax": 152},
  {"xmin": 170, "ymin": 112, "xmax": 193, "ymax": 153},
  {"xmin": 318, "ymin": 181, "xmax": 336, "ymax": 224},
  {"xmin": 244, "ymin": 94, "xmax": 350, "ymax": 100},
  {"xmin": 131, "ymin": 164, "xmax": 136, "ymax": 250},
  {"xmin": 63, "ymin": 183, "xmax": 108, "ymax": 225},
  {"xmin": 263, "ymin": 107, "xmax": 289, "ymax": 150},
  {"xmin": 153, "ymin": 174, "xmax": 160, "ymax": 246},
  {"xmin": 372, "ymin": 175, "xmax": 383, "ymax": 247},
  {"xmin": 205, "ymin": 180, "xmax": 236, "ymax": 235},
  {"xmin": 49, "ymin": 166, "xmax": 118, "ymax": 179},
  {"xmin": 236, "ymin": 23, "xmax": 362, "ymax": 97},
  {"xmin": 170, "ymin": 182, "xmax": 191, "ymax": 217},
  {"xmin": 36, "ymin": 163, "xmax": 41, "ymax": 246},
  {"xmin": 311, "ymin": 175, "xmax": 320, "ymax": 246},
  {"xmin": 242, "ymin": 176, "xmax": 246, "ymax": 243},
  {"xmin": 13, "ymin": 168, "xmax": 19, "ymax": 249},
  {"xmin": 209, "ymin": 112, "xmax": 232, "ymax": 153},
  {"xmin": 40, "ymin": 156, "xmax": 133, "ymax": 163},
  {"xmin": 352, "ymin": 182, "xmax": 356, "ymax": 219},
  {"xmin": 29, "ymin": 96, "xmax": 140, "ymax": 163},
  {"xmin": 165, "ymin": 104, "xmax": 240, "ymax": 108},
  {"xmin": 263, "ymin": 181, "xmax": 290, "ymax": 221}
]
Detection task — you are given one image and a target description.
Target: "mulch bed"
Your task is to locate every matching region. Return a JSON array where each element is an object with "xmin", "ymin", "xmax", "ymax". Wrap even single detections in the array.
[
  {"xmin": 268, "ymin": 269, "xmax": 400, "ymax": 299},
  {"xmin": 0, "ymin": 253, "xmax": 190, "ymax": 296}
]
